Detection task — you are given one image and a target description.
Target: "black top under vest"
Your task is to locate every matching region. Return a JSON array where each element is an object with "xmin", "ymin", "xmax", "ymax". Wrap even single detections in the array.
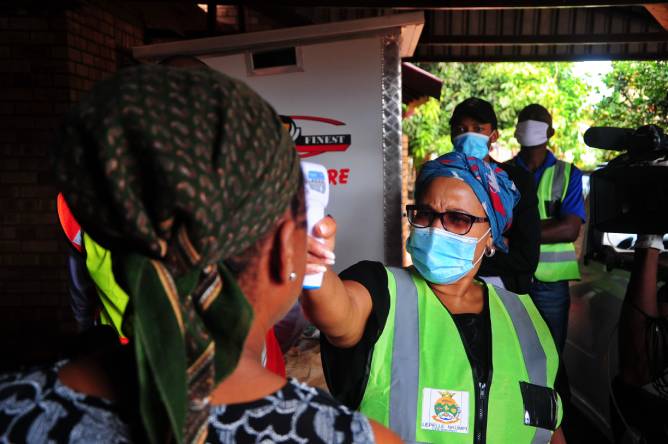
[{"xmin": 320, "ymin": 260, "xmax": 492, "ymax": 409}]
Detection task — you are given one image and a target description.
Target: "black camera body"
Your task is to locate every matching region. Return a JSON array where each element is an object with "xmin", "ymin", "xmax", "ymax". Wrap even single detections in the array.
[{"xmin": 585, "ymin": 125, "xmax": 668, "ymax": 234}]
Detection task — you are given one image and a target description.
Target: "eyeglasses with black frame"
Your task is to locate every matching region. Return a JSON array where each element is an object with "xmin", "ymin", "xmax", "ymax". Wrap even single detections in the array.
[{"xmin": 406, "ymin": 204, "xmax": 489, "ymax": 235}]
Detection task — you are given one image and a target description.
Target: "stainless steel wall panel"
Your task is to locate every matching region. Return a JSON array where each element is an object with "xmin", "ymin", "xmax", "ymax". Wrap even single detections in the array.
[{"xmin": 381, "ymin": 34, "xmax": 403, "ymax": 267}]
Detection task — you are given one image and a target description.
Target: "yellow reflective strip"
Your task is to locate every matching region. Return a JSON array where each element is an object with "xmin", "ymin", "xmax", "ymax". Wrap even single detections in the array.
[
  {"xmin": 537, "ymin": 166, "xmax": 555, "ymax": 220},
  {"xmin": 83, "ymin": 233, "xmax": 129, "ymax": 337}
]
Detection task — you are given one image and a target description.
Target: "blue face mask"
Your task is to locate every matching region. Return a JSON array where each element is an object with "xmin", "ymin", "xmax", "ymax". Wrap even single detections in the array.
[
  {"xmin": 406, "ymin": 226, "xmax": 490, "ymax": 284},
  {"xmin": 452, "ymin": 132, "xmax": 490, "ymax": 159}
]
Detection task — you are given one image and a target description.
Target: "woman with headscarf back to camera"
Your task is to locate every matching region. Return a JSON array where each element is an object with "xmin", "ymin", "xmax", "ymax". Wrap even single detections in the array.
[
  {"xmin": 0, "ymin": 65, "xmax": 400, "ymax": 444},
  {"xmin": 303, "ymin": 151, "xmax": 566, "ymax": 444}
]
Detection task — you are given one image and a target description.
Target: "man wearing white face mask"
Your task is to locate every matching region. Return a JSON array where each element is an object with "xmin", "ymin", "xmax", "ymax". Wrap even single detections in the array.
[
  {"xmin": 450, "ymin": 98, "xmax": 541, "ymax": 295},
  {"xmin": 508, "ymin": 104, "xmax": 585, "ymax": 354}
]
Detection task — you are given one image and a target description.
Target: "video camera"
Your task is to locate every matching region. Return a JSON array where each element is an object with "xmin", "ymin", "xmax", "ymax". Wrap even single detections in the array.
[{"xmin": 585, "ymin": 125, "xmax": 668, "ymax": 234}]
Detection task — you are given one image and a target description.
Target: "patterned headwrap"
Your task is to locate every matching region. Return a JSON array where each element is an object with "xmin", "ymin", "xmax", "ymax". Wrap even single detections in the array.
[
  {"xmin": 52, "ymin": 65, "xmax": 301, "ymax": 444},
  {"xmin": 416, "ymin": 151, "xmax": 519, "ymax": 252}
]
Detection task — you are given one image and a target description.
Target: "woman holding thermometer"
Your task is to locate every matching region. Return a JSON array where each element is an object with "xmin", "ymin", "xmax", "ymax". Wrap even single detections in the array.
[{"xmin": 302, "ymin": 151, "xmax": 566, "ymax": 444}]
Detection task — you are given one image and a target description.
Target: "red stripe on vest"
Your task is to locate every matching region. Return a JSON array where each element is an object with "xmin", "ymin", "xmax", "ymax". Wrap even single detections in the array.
[
  {"xmin": 57, "ymin": 193, "xmax": 82, "ymax": 252},
  {"xmin": 264, "ymin": 328, "xmax": 286, "ymax": 378}
]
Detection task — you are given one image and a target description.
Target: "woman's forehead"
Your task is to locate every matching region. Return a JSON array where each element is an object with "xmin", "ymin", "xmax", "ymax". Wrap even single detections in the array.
[{"xmin": 420, "ymin": 176, "xmax": 484, "ymax": 213}]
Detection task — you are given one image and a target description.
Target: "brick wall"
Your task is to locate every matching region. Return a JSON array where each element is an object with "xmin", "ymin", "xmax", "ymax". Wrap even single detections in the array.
[
  {"xmin": 65, "ymin": 4, "xmax": 143, "ymax": 103},
  {"xmin": 0, "ymin": 2, "xmax": 143, "ymax": 370}
]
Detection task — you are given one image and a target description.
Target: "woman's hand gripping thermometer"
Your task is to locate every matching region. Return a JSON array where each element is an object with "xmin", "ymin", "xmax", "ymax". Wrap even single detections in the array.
[{"xmin": 301, "ymin": 161, "xmax": 330, "ymax": 290}]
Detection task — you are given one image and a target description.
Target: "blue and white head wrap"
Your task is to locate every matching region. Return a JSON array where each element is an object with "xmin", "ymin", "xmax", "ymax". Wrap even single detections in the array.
[{"xmin": 415, "ymin": 151, "xmax": 520, "ymax": 252}]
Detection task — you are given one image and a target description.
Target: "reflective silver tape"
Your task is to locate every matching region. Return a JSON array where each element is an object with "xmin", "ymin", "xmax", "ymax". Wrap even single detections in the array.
[
  {"xmin": 551, "ymin": 160, "xmax": 566, "ymax": 202},
  {"xmin": 388, "ymin": 267, "xmax": 420, "ymax": 442},
  {"xmin": 539, "ymin": 250, "xmax": 577, "ymax": 262},
  {"xmin": 496, "ymin": 286, "xmax": 555, "ymax": 443},
  {"xmin": 494, "ymin": 286, "xmax": 547, "ymax": 386},
  {"xmin": 532, "ymin": 427, "xmax": 553, "ymax": 444}
]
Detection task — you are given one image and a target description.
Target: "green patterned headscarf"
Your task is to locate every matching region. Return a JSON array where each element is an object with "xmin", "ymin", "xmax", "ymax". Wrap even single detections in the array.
[{"xmin": 52, "ymin": 65, "xmax": 300, "ymax": 444}]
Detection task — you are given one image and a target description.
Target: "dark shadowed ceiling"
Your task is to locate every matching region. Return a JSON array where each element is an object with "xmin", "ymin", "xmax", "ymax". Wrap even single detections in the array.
[{"xmin": 125, "ymin": 1, "xmax": 668, "ymax": 61}]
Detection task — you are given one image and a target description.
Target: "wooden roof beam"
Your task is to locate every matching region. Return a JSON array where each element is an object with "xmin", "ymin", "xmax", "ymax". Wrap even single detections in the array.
[
  {"xmin": 422, "ymin": 32, "xmax": 668, "ymax": 46},
  {"xmin": 410, "ymin": 53, "xmax": 668, "ymax": 62},
  {"xmin": 210, "ymin": 1, "xmax": 668, "ymax": 10},
  {"xmin": 646, "ymin": 3, "xmax": 668, "ymax": 30}
]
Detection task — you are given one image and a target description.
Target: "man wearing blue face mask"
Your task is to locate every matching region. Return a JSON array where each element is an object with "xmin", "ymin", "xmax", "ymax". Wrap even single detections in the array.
[{"xmin": 450, "ymin": 98, "xmax": 541, "ymax": 295}]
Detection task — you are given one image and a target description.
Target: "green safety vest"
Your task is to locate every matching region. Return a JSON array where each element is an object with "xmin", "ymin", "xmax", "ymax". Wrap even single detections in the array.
[
  {"xmin": 56, "ymin": 192, "xmax": 129, "ymax": 339},
  {"xmin": 359, "ymin": 267, "xmax": 562, "ymax": 444},
  {"xmin": 535, "ymin": 160, "xmax": 581, "ymax": 282},
  {"xmin": 82, "ymin": 233, "xmax": 130, "ymax": 338}
]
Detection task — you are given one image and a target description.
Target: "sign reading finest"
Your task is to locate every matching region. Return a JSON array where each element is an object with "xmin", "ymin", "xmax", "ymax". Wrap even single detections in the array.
[
  {"xmin": 281, "ymin": 115, "xmax": 352, "ymax": 158},
  {"xmin": 281, "ymin": 115, "xmax": 352, "ymax": 185}
]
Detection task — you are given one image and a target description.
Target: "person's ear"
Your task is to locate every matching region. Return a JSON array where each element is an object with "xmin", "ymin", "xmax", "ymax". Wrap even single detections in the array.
[
  {"xmin": 483, "ymin": 233, "xmax": 496, "ymax": 258},
  {"xmin": 489, "ymin": 129, "xmax": 499, "ymax": 145},
  {"xmin": 486, "ymin": 233, "xmax": 494, "ymax": 250},
  {"xmin": 547, "ymin": 127, "xmax": 555, "ymax": 139},
  {"xmin": 269, "ymin": 216, "xmax": 296, "ymax": 284}
]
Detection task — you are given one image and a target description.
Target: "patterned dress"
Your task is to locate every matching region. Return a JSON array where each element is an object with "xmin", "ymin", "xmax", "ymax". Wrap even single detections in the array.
[{"xmin": 0, "ymin": 361, "xmax": 374, "ymax": 444}]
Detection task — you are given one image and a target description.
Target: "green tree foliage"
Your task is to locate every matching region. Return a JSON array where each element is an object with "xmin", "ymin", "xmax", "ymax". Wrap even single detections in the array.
[
  {"xmin": 404, "ymin": 62, "xmax": 595, "ymax": 169},
  {"xmin": 592, "ymin": 61, "xmax": 668, "ymax": 130}
]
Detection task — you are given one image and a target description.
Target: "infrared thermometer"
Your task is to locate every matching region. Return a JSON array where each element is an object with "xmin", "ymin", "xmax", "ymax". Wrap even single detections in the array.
[{"xmin": 301, "ymin": 161, "xmax": 330, "ymax": 290}]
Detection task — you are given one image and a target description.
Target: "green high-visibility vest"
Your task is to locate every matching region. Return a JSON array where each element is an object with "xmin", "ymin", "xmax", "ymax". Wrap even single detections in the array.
[
  {"xmin": 359, "ymin": 267, "xmax": 562, "ymax": 444},
  {"xmin": 535, "ymin": 160, "xmax": 581, "ymax": 282},
  {"xmin": 83, "ymin": 233, "xmax": 130, "ymax": 338}
]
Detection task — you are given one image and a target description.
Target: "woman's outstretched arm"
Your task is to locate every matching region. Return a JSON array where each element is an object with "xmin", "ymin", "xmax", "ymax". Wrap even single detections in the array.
[{"xmin": 300, "ymin": 217, "xmax": 374, "ymax": 348}]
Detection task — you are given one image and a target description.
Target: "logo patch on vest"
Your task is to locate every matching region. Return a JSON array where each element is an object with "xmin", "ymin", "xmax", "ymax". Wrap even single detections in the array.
[{"xmin": 421, "ymin": 388, "xmax": 469, "ymax": 434}]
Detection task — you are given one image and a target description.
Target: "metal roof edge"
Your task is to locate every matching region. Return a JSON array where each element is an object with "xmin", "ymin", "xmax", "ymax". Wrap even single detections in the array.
[{"xmin": 133, "ymin": 11, "xmax": 424, "ymax": 61}]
